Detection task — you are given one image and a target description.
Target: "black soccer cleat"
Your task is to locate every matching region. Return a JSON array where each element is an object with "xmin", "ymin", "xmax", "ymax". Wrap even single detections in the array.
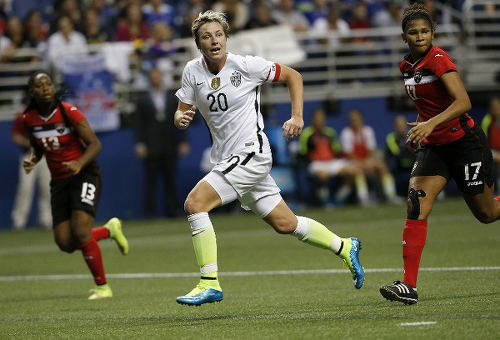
[{"xmin": 379, "ymin": 280, "xmax": 418, "ymax": 305}]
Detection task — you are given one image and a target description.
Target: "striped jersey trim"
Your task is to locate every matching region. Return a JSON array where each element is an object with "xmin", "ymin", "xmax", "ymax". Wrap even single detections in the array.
[
  {"xmin": 404, "ymin": 75, "xmax": 437, "ymax": 86},
  {"xmin": 32, "ymin": 126, "xmax": 72, "ymax": 139}
]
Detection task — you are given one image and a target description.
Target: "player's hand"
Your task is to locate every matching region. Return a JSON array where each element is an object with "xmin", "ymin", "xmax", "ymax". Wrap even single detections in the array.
[
  {"xmin": 23, "ymin": 156, "xmax": 36, "ymax": 174},
  {"xmin": 406, "ymin": 120, "xmax": 435, "ymax": 146},
  {"xmin": 135, "ymin": 143, "xmax": 148, "ymax": 159},
  {"xmin": 405, "ymin": 139, "xmax": 419, "ymax": 154},
  {"xmin": 282, "ymin": 116, "xmax": 304, "ymax": 141},
  {"xmin": 62, "ymin": 160, "xmax": 83, "ymax": 175},
  {"xmin": 177, "ymin": 106, "xmax": 196, "ymax": 129},
  {"xmin": 178, "ymin": 141, "xmax": 190, "ymax": 157}
]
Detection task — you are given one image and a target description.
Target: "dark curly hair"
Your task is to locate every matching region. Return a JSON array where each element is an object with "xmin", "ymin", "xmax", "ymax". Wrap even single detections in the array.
[
  {"xmin": 24, "ymin": 71, "xmax": 67, "ymax": 113},
  {"xmin": 402, "ymin": 3, "xmax": 436, "ymax": 32}
]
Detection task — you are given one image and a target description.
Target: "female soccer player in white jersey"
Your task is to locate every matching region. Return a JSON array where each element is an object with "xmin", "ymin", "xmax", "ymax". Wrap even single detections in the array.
[{"xmin": 174, "ymin": 10, "xmax": 364, "ymax": 306}]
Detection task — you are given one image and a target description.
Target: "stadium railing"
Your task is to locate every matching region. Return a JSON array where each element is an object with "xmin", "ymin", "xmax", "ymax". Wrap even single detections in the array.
[
  {"xmin": 0, "ymin": 10, "xmax": 499, "ymax": 122},
  {"xmin": 463, "ymin": 0, "xmax": 500, "ymax": 91}
]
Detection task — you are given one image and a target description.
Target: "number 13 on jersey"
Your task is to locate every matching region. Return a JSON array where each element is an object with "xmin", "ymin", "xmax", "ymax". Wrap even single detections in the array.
[{"xmin": 405, "ymin": 85, "xmax": 419, "ymax": 101}]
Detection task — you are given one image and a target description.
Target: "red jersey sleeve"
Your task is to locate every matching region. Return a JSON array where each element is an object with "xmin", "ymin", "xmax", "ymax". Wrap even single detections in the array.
[
  {"xmin": 399, "ymin": 59, "xmax": 406, "ymax": 74},
  {"xmin": 11, "ymin": 112, "xmax": 28, "ymax": 136},
  {"xmin": 62, "ymin": 102, "xmax": 86, "ymax": 126},
  {"xmin": 429, "ymin": 48, "xmax": 457, "ymax": 78}
]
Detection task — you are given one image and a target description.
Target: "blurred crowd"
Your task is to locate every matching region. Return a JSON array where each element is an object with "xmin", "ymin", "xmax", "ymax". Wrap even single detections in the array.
[
  {"xmin": 295, "ymin": 107, "xmax": 411, "ymax": 207},
  {"xmin": 4, "ymin": 0, "xmax": 499, "ymax": 228},
  {"xmin": 293, "ymin": 94, "xmax": 500, "ymax": 208},
  {"xmin": 0, "ymin": 0, "xmax": 463, "ymax": 66}
]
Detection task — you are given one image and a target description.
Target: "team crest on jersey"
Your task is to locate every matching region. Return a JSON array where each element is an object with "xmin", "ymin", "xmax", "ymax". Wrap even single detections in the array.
[
  {"xmin": 413, "ymin": 69, "xmax": 423, "ymax": 83},
  {"xmin": 230, "ymin": 71, "xmax": 241, "ymax": 87},
  {"xmin": 55, "ymin": 123, "xmax": 66, "ymax": 134},
  {"xmin": 211, "ymin": 77, "xmax": 220, "ymax": 90}
]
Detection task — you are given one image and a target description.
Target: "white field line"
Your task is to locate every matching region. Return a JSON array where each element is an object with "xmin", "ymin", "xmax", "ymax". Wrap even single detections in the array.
[
  {"xmin": 0, "ymin": 266, "xmax": 499, "ymax": 282},
  {"xmin": 399, "ymin": 321, "xmax": 437, "ymax": 326}
]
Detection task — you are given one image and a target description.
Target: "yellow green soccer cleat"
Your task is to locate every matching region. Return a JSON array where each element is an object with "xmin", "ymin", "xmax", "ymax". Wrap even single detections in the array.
[
  {"xmin": 339, "ymin": 237, "xmax": 364, "ymax": 289},
  {"xmin": 88, "ymin": 284, "xmax": 113, "ymax": 300},
  {"xmin": 105, "ymin": 217, "xmax": 129, "ymax": 255},
  {"xmin": 176, "ymin": 281, "xmax": 223, "ymax": 306}
]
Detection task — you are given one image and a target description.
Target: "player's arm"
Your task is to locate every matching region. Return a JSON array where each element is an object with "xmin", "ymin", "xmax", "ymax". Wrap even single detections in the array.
[
  {"xmin": 63, "ymin": 119, "xmax": 102, "ymax": 175},
  {"xmin": 407, "ymin": 71, "xmax": 471, "ymax": 145},
  {"xmin": 278, "ymin": 64, "xmax": 304, "ymax": 140},
  {"xmin": 174, "ymin": 101, "xmax": 196, "ymax": 130},
  {"xmin": 23, "ymin": 143, "xmax": 44, "ymax": 174},
  {"xmin": 12, "ymin": 132, "xmax": 30, "ymax": 149}
]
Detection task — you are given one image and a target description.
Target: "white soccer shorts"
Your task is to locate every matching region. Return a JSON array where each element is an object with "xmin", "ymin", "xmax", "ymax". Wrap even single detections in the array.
[
  {"xmin": 203, "ymin": 151, "xmax": 282, "ymax": 217},
  {"xmin": 308, "ymin": 159, "xmax": 351, "ymax": 176}
]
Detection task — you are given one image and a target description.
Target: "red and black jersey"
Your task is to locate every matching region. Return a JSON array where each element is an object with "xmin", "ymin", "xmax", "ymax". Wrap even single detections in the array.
[
  {"xmin": 22, "ymin": 101, "xmax": 87, "ymax": 180},
  {"xmin": 12, "ymin": 112, "xmax": 26, "ymax": 136},
  {"xmin": 401, "ymin": 45, "xmax": 474, "ymax": 145},
  {"xmin": 12, "ymin": 112, "xmax": 30, "ymax": 152}
]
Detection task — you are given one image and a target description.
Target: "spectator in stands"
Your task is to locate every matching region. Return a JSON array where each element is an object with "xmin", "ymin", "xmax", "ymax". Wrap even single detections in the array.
[
  {"xmin": 142, "ymin": 0, "xmax": 175, "ymax": 28},
  {"xmin": 212, "ymin": 0, "xmax": 250, "ymax": 33},
  {"xmin": 340, "ymin": 109, "xmax": 398, "ymax": 203},
  {"xmin": 385, "ymin": 115, "xmax": 415, "ymax": 197},
  {"xmin": 83, "ymin": 8, "xmax": 109, "ymax": 44},
  {"xmin": 134, "ymin": 68, "xmax": 189, "ymax": 218},
  {"xmin": 481, "ymin": 95, "xmax": 500, "ymax": 190},
  {"xmin": 303, "ymin": 0, "xmax": 329, "ymax": 26},
  {"xmin": 87, "ymin": 0, "xmax": 117, "ymax": 36},
  {"xmin": 299, "ymin": 108, "xmax": 370, "ymax": 206},
  {"xmin": 23, "ymin": 10, "xmax": 48, "ymax": 50},
  {"xmin": 145, "ymin": 21, "xmax": 174, "ymax": 58},
  {"xmin": 0, "ymin": 25, "xmax": 11, "ymax": 62},
  {"xmin": 11, "ymin": 111, "xmax": 52, "ymax": 230},
  {"xmin": 421, "ymin": 0, "xmax": 452, "ymax": 27},
  {"xmin": 348, "ymin": 1, "xmax": 372, "ymax": 41},
  {"xmin": 0, "ymin": 20, "xmax": 13, "ymax": 62},
  {"xmin": 116, "ymin": 3, "xmax": 150, "ymax": 42},
  {"xmin": 51, "ymin": 0, "xmax": 84, "ymax": 34},
  {"xmin": 3, "ymin": 16, "xmax": 39, "ymax": 63},
  {"xmin": 175, "ymin": 0, "xmax": 209, "ymax": 38},
  {"xmin": 6, "ymin": 16, "xmax": 23, "ymax": 48},
  {"xmin": 310, "ymin": 3, "xmax": 350, "ymax": 48},
  {"xmin": 372, "ymin": 0, "xmax": 403, "ymax": 28},
  {"xmin": 46, "ymin": 15, "xmax": 88, "ymax": 69},
  {"xmin": 2, "ymin": 15, "xmax": 42, "ymax": 65},
  {"xmin": 272, "ymin": 0, "xmax": 310, "ymax": 32},
  {"xmin": 143, "ymin": 22, "xmax": 175, "ymax": 88},
  {"xmin": 245, "ymin": 1, "xmax": 278, "ymax": 30}
]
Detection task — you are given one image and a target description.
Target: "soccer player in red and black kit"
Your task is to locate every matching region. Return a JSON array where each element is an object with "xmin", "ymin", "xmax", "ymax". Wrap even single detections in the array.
[
  {"xmin": 21, "ymin": 71, "xmax": 130, "ymax": 300},
  {"xmin": 379, "ymin": 3, "xmax": 500, "ymax": 305}
]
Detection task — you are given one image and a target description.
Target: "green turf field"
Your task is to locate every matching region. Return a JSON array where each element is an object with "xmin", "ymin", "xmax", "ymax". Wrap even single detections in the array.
[{"xmin": 0, "ymin": 198, "xmax": 499, "ymax": 339}]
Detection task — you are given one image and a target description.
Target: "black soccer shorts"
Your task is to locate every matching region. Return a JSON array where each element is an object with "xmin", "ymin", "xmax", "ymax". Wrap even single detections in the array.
[
  {"xmin": 411, "ymin": 124, "xmax": 494, "ymax": 196},
  {"xmin": 50, "ymin": 162, "xmax": 102, "ymax": 227}
]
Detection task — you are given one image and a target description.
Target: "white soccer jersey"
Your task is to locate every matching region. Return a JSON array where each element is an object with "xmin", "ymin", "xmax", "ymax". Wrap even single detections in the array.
[
  {"xmin": 340, "ymin": 125, "xmax": 377, "ymax": 154},
  {"xmin": 176, "ymin": 53, "xmax": 280, "ymax": 163}
]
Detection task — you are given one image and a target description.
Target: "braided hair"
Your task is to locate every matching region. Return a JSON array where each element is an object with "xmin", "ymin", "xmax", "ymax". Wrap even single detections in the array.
[
  {"xmin": 401, "ymin": 3, "xmax": 436, "ymax": 33},
  {"xmin": 24, "ymin": 71, "xmax": 67, "ymax": 114}
]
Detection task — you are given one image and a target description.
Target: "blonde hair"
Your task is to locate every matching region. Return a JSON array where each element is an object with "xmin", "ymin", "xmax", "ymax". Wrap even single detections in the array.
[{"xmin": 191, "ymin": 10, "xmax": 230, "ymax": 48}]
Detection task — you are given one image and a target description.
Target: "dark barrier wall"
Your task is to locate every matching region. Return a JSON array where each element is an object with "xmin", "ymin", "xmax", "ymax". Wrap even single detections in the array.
[{"xmin": 0, "ymin": 97, "xmax": 487, "ymax": 229}]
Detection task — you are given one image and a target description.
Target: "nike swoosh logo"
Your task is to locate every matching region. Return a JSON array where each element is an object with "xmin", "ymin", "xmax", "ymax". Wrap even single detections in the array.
[
  {"xmin": 435, "ymin": 54, "xmax": 443, "ymax": 57},
  {"xmin": 192, "ymin": 230, "xmax": 206, "ymax": 237},
  {"xmin": 196, "ymin": 82, "xmax": 203, "ymax": 86}
]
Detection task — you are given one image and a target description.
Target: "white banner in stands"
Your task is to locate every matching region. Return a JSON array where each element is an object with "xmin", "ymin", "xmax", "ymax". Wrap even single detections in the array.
[
  {"xmin": 60, "ymin": 54, "xmax": 120, "ymax": 132},
  {"xmin": 188, "ymin": 25, "xmax": 306, "ymax": 66}
]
